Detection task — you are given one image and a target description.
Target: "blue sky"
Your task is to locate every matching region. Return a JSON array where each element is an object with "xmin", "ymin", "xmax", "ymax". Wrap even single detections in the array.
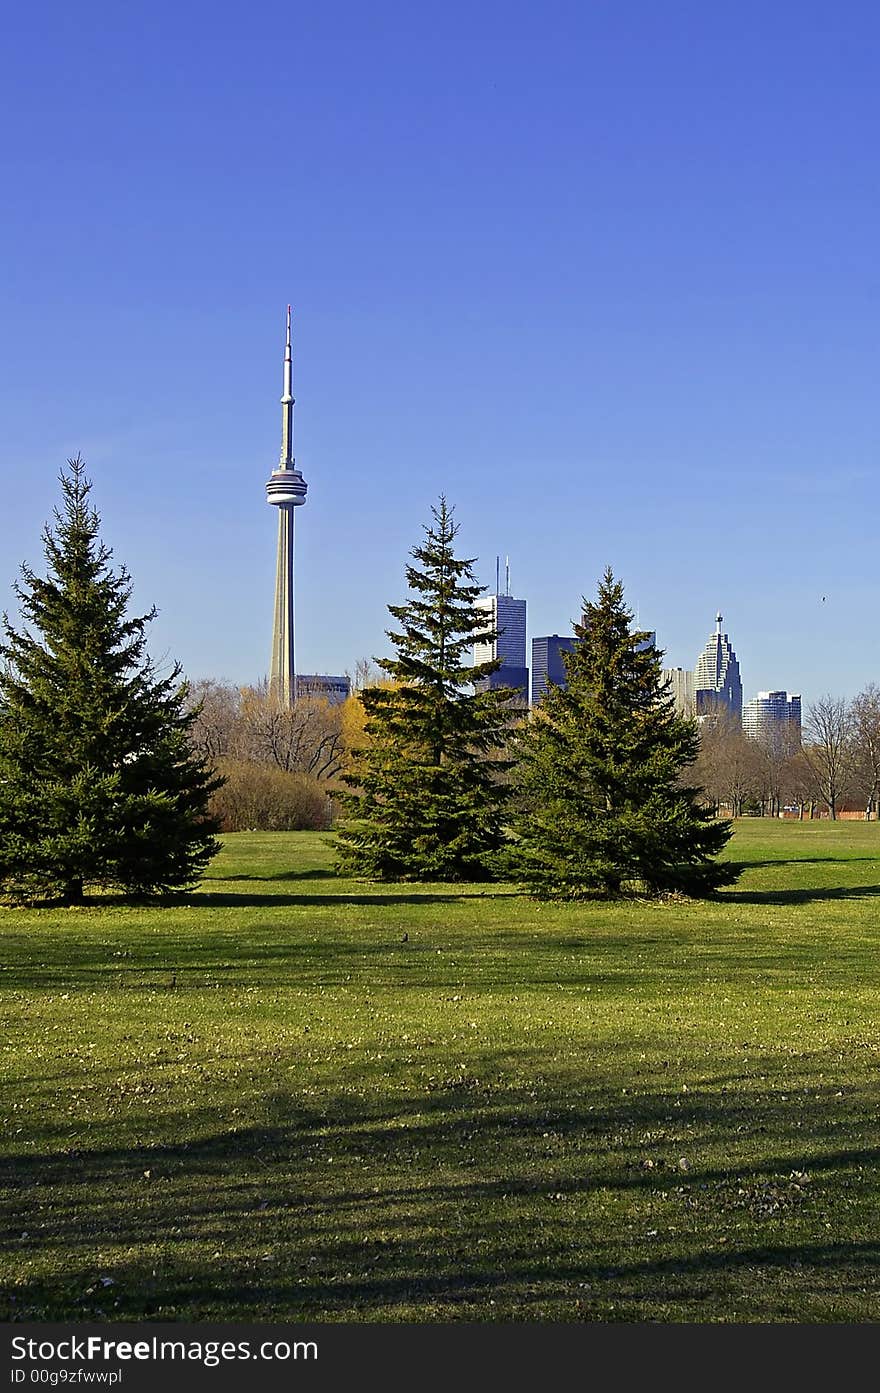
[{"xmin": 2, "ymin": 1, "xmax": 878, "ymax": 705}]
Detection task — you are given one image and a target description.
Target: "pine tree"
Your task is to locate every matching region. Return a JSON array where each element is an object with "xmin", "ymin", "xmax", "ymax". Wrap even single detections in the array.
[
  {"xmin": 0, "ymin": 457, "xmax": 222, "ymax": 904},
  {"xmin": 335, "ymin": 498, "xmax": 514, "ymax": 880},
  {"xmin": 514, "ymin": 568, "xmax": 736, "ymax": 897}
]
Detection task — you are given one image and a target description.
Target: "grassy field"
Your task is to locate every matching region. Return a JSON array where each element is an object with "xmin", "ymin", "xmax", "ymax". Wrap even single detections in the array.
[{"xmin": 2, "ymin": 819, "xmax": 880, "ymax": 1323}]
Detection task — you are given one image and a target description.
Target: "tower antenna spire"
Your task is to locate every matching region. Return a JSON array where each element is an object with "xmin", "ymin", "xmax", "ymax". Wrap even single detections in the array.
[{"xmin": 279, "ymin": 304, "xmax": 295, "ymax": 468}]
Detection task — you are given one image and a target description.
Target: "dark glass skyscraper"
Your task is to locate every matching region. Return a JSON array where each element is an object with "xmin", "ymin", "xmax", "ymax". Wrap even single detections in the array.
[
  {"xmin": 474, "ymin": 592, "xmax": 529, "ymax": 702},
  {"xmin": 531, "ymin": 630, "xmax": 656, "ymax": 707},
  {"xmin": 531, "ymin": 635, "xmax": 577, "ymax": 705}
]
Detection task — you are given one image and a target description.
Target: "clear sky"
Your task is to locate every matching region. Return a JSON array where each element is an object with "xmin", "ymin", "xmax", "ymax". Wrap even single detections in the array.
[{"xmin": 2, "ymin": 1, "xmax": 878, "ymax": 707}]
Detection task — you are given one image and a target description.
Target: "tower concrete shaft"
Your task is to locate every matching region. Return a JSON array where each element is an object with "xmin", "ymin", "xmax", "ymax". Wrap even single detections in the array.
[
  {"xmin": 266, "ymin": 307, "xmax": 308, "ymax": 706},
  {"xmin": 270, "ymin": 508, "xmax": 296, "ymax": 705}
]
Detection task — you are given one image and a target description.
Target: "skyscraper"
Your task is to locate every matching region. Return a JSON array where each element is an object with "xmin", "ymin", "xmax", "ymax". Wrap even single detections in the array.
[
  {"xmin": 694, "ymin": 613, "xmax": 743, "ymax": 721},
  {"xmin": 532, "ymin": 630, "xmax": 656, "ymax": 706},
  {"xmin": 266, "ymin": 307, "xmax": 308, "ymax": 706},
  {"xmin": 530, "ymin": 635, "xmax": 577, "ymax": 704},
  {"xmin": 662, "ymin": 667, "xmax": 696, "ymax": 717},
  {"xmin": 473, "ymin": 573, "xmax": 528, "ymax": 702},
  {"xmin": 743, "ymin": 691, "xmax": 802, "ymax": 745}
]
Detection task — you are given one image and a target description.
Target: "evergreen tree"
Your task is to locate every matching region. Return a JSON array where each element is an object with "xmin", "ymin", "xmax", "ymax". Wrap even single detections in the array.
[
  {"xmin": 514, "ymin": 568, "xmax": 736, "ymax": 897},
  {"xmin": 336, "ymin": 498, "xmax": 514, "ymax": 880},
  {"xmin": 0, "ymin": 457, "xmax": 222, "ymax": 904}
]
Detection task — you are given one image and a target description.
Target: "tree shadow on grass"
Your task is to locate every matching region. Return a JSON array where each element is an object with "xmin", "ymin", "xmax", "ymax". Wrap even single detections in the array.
[
  {"xmin": 723, "ymin": 884, "xmax": 880, "ymax": 906},
  {"xmin": 181, "ymin": 889, "xmax": 522, "ymax": 909},
  {"xmin": 209, "ymin": 868, "xmax": 340, "ymax": 883},
  {"xmin": 7, "ymin": 1234, "xmax": 879, "ymax": 1322},
  {"xmin": 741, "ymin": 857, "xmax": 880, "ymax": 870},
  {"xmin": 5, "ymin": 1067, "xmax": 880, "ymax": 1320},
  {"xmin": 2, "ymin": 883, "xmax": 519, "ymax": 912}
]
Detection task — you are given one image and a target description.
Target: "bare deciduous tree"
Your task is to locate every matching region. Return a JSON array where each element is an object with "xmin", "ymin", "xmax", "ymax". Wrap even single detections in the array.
[
  {"xmin": 692, "ymin": 710, "xmax": 763, "ymax": 817},
  {"xmin": 754, "ymin": 723, "xmax": 802, "ymax": 817},
  {"xmin": 782, "ymin": 746, "xmax": 817, "ymax": 819},
  {"xmin": 348, "ymin": 657, "xmax": 381, "ymax": 692},
  {"xmin": 802, "ymin": 694, "xmax": 853, "ymax": 820},
  {"xmin": 236, "ymin": 687, "xmax": 346, "ymax": 779},
  {"xmin": 187, "ymin": 680, "xmax": 346, "ymax": 781},
  {"xmin": 850, "ymin": 683, "xmax": 880, "ymax": 820},
  {"xmin": 186, "ymin": 678, "xmax": 242, "ymax": 762}
]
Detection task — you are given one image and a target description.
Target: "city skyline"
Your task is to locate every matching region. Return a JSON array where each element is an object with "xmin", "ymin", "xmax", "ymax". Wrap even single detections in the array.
[{"xmin": 2, "ymin": 8, "xmax": 879, "ymax": 708}]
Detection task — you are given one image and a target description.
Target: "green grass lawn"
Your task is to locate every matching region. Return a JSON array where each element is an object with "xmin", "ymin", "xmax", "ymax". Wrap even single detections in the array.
[{"xmin": 2, "ymin": 819, "xmax": 880, "ymax": 1322}]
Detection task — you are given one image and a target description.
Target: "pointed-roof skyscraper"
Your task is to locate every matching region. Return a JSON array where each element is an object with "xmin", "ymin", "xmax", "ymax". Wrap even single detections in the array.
[
  {"xmin": 266, "ymin": 307, "xmax": 308, "ymax": 706},
  {"xmin": 694, "ymin": 612, "xmax": 743, "ymax": 721}
]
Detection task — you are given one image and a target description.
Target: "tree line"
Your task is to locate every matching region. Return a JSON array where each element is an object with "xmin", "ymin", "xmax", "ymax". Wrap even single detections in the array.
[
  {"xmin": 693, "ymin": 689, "xmax": 880, "ymax": 821},
  {"xmin": 0, "ymin": 463, "xmax": 874, "ymax": 905}
]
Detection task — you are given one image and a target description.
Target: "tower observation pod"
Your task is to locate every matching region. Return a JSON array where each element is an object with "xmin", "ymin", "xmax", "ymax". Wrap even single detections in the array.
[{"xmin": 266, "ymin": 306, "xmax": 308, "ymax": 705}]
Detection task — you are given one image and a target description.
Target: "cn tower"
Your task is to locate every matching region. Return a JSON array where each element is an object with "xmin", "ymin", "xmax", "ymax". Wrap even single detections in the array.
[{"xmin": 266, "ymin": 306, "xmax": 308, "ymax": 705}]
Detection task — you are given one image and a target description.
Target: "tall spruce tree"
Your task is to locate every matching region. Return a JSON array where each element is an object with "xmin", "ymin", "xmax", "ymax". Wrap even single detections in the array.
[
  {"xmin": 514, "ymin": 568, "xmax": 736, "ymax": 897},
  {"xmin": 335, "ymin": 498, "xmax": 514, "ymax": 880},
  {"xmin": 0, "ymin": 457, "xmax": 222, "ymax": 904}
]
